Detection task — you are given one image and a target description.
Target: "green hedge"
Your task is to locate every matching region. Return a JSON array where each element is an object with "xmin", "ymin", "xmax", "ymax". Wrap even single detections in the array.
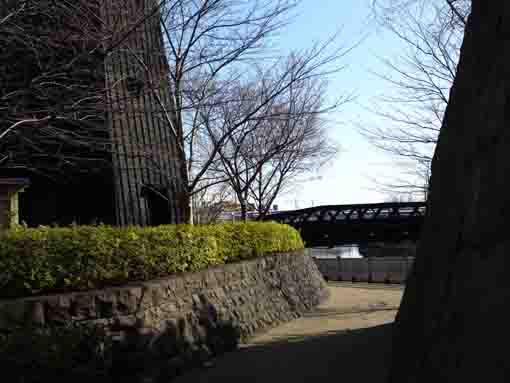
[{"xmin": 0, "ymin": 222, "xmax": 303, "ymax": 298}]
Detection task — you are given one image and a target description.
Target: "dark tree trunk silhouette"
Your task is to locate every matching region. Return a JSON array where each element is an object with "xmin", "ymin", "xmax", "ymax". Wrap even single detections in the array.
[{"xmin": 389, "ymin": 2, "xmax": 510, "ymax": 382}]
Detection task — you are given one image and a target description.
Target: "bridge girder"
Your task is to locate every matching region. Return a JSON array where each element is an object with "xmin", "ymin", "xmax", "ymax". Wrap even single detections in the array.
[{"xmin": 265, "ymin": 202, "xmax": 427, "ymax": 247}]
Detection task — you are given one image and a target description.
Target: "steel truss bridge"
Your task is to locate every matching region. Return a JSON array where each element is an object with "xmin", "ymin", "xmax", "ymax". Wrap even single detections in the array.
[{"xmin": 264, "ymin": 202, "xmax": 427, "ymax": 247}]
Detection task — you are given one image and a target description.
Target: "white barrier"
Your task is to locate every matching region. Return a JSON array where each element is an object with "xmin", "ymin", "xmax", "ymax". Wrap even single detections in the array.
[
  {"xmin": 313, "ymin": 256, "xmax": 414, "ymax": 284},
  {"xmin": 315, "ymin": 258, "xmax": 339, "ymax": 280}
]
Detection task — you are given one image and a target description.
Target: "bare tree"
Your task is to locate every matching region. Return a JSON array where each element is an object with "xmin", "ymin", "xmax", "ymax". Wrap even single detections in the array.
[
  {"xmin": 360, "ymin": 0, "xmax": 471, "ymax": 199},
  {"xmin": 151, "ymin": 0, "xmax": 352, "ymax": 222},
  {"xmin": 208, "ymin": 68, "xmax": 341, "ymax": 220},
  {"xmin": 0, "ymin": 1, "xmax": 112, "ymax": 178},
  {"xmin": 0, "ymin": 0, "xmax": 196, "ymax": 225},
  {"xmin": 1, "ymin": 0, "xmax": 352, "ymax": 225},
  {"xmin": 139, "ymin": 0, "xmax": 295, "ymax": 222},
  {"xmin": 0, "ymin": 0, "xmax": 176, "ymax": 180},
  {"xmin": 191, "ymin": 183, "xmax": 232, "ymax": 224}
]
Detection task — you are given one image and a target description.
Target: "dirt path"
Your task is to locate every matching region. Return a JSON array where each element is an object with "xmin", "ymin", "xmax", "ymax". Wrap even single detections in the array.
[{"xmin": 174, "ymin": 283, "xmax": 404, "ymax": 383}]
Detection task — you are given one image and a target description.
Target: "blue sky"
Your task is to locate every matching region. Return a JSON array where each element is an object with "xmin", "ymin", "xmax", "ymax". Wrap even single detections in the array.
[{"xmin": 271, "ymin": 0, "xmax": 419, "ymax": 210}]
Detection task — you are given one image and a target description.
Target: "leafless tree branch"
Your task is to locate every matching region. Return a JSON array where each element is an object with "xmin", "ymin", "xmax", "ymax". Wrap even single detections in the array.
[{"xmin": 362, "ymin": 0, "xmax": 470, "ymax": 199}]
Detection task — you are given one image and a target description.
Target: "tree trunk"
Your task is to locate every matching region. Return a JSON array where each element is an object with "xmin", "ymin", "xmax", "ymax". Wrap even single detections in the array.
[
  {"xmin": 185, "ymin": 193, "xmax": 193, "ymax": 225},
  {"xmin": 239, "ymin": 202, "xmax": 247, "ymax": 221},
  {"xmin": 389, "ymin": 2, "xmax": 510, "ymax": 382}
]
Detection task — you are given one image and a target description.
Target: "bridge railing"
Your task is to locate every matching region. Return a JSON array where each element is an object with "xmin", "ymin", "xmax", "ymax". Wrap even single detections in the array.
[{"xmin": 266, "ymin": 202, "xmax": 427, "ymax": 224}]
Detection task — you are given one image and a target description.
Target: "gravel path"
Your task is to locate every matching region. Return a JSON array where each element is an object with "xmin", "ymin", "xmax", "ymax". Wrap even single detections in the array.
[{"xmin": 174, "ymin": 283, "xmax": 404, "ymax": 383}]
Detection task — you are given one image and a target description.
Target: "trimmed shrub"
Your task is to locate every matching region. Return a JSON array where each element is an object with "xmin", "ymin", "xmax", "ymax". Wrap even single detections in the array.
[{"xmin": 0, "ymin": 222, "xmax": 303, "ymax": 298}]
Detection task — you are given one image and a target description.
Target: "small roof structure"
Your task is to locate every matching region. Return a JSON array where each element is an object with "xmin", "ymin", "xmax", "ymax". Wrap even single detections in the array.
[{"xmin": 0, "ymin": 178, "xmax": 30, "ymax": 187}]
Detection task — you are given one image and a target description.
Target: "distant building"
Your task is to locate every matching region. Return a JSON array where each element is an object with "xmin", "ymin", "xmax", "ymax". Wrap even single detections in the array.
[{"xmin": 217, "ymin": 203, "xmax": 281, "ymax": 222}]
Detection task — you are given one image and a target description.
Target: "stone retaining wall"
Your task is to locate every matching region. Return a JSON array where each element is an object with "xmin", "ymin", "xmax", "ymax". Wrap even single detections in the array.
[{"xmin": 0, "ymin": 250, "xmax": 328, "ymax": 381}]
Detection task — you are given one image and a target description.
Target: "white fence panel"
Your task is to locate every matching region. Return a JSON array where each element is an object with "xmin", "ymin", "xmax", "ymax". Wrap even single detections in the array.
[
  {"xmin": 313, "ymin": 256, "xmax": 415, "ymax": 284},
  {"xmin": 313, "ymin": 258, "xmax": 338, "ymax": 280},
  {"xmin": 350, "ymin": 259, "xmax": 370, "ymax": 282}
]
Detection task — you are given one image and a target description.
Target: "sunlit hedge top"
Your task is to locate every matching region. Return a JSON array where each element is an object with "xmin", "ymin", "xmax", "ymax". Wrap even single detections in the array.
[{"xmin": 0, "ymin": 222, "xmax": 304, "ymax": 298}]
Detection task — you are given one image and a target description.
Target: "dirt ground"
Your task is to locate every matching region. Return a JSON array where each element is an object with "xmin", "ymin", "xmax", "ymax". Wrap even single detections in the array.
[{"xmin": 174, "ymin": 282, "xmax": 404, "ymax": 383}]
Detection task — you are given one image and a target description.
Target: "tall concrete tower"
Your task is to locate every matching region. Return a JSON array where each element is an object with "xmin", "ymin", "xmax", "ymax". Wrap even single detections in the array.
[
  {"xmin": 101, "ymin": 0, "xmax": 187, "ymax": 225},
  {"xmin": 0, "ymin": 0, "xmax": 187, "ymax": 226}
]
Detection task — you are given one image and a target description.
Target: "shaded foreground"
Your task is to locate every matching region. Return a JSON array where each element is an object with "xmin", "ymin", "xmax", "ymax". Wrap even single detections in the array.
[{"xmin": 175, "ymin": 283, "xmax": 403, "ymax": 382}]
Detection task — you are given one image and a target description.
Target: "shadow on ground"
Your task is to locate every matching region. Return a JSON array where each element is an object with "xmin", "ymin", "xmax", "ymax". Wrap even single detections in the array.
[{"xmin": 174, "ymin": 322, "xmax": 394, "ymax": 383}]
